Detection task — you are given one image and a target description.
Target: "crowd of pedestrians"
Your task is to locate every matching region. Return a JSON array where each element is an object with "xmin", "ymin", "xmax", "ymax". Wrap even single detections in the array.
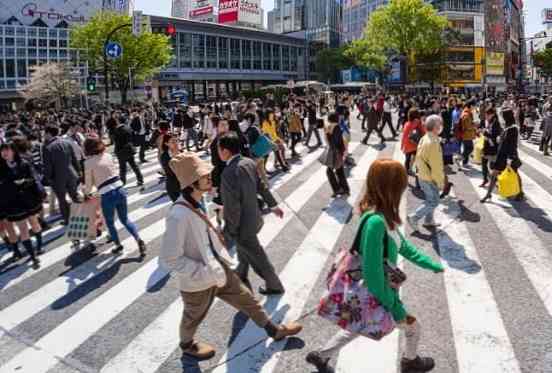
[{"xmin": 0, "ymin": 89, "xmax": 550, "ymax": 372}]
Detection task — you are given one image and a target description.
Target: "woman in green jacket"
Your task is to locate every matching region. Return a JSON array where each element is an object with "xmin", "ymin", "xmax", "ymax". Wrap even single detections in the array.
[{"xmin": 306, "ymin": 159, "xmax": 444, "ymax": 373}]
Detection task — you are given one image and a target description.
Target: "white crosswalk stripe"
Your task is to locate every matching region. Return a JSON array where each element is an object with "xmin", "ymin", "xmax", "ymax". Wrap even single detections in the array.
[{"xmin": 1, "ymin": 139, "xmax": 552, "ymax": 373}]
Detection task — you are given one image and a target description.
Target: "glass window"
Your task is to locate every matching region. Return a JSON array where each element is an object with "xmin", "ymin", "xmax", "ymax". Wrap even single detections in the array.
[
  {"xmin": 5, "ymin": 38, "xmax": 14, "ymax": 46},
  {"xmin": 28, "ymin": 38, "xmax": 37, "ymax": 47},
  {"xmin": 290, "ymin": 47, "xmax": 298, "ymax": 71},
  {"xmin": 16, "ymin": 38, "xmax": 25, "ymax": 47},
  {"xmin": 5, "ymin": 48, "xmax": 14, "ymax": 57},
  {"xmin": 5, "ymin": 27, "xmax": 14, "ymax": 36},
  {"xmin": 17, "ymin": 60, "xmax": 26, "ymax": 77},
  {"xmin": 28, "ymin": 28, "xmax": 36, "ymax": 37},
  {"xmin": 0, "ymin": 61, "xmax": 4, "ymax": 78},
  {"xmin": 39, "ymin": 49, "xmax": 47, "ymax": 58},
  {"xmin": 16, "ymin": 27, "xmax": 25, "ymax": 36},
  {"xmin": 282, "ymin": 46, "xmax": 290, "ymax": 71},
  {"xmin": 59, "ymin": 39, "xmax": 67, "ymax": 48},
  {"xmin": 230, "ymin": 39, "xmax": 241, "ymax": 69},
  {"xmin": 242, "ymin": 40, "xmax": 251, "ymax": 69},
  {"xmin": 206, "ymin": 35, "xmax": 217, "ymax": 69},
  {"xmin": 263, "ymin": 43, "xmax": 271, "ymax": 70},
  {"xmin": 59, "ymin": 50, "xmax": 67, "ymax": 58},
  {"xmin": 49, "ymin": 29, "xmax": 57, "ymax": 38},
  {"xmin": 49, "ymin": 39, "xmax": 57, "ymax": 48},
  {"xmin": 192, "ymin": 34, "xmax": 205, "ymax": 68},
  {"xmin": 49, "ymin": 50, "xmax": 57, "ymax": 58},
  {"xmin": 253, "ymin": 41, "xmax": 262, "ymax": 70},
  {"xmin": 59, "ymin": 30, "xmax": 68, "ymax": 38},
  {"xmin": 39, "ymin": 39, "xmax": 47, "ymax": 47},
  {"xmin": 17, "ymin": 48, "xmax": 25, "ymax": 57},
  {"xmin": 5, "ymin": 60, "xmax": 14, "ymax": 78},
  {"xmin": 179, "ymin": 33, "xmax": 192, "ymax": 68},
  {"xmin": 218, "ymin": 37, "xmax": 228, "ymax": 69},
  {"xmin": 7, "ymin": 80, "xmax": 15, "ymax": 89},
  {"xmin": 28, "ymin": 49, "xmax": 37, "ymax": 57},
  {"xmin": 272, "ymin": 44, "xmax": 281, "ymax": 71},
  {"xmin": 0, "ymin": 81, "xmax": 5, "ymax": 89},
  {"xmin": 38, "ymin": 28, "xmax": 47, "ymax": 37},
  {"xmin": 28, "ymin": 59, "xmax": 36, "ymax": 70}
]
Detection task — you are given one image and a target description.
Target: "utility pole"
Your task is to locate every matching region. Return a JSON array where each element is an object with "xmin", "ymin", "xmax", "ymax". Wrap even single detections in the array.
[{"xmin": 103, "ymin": 23, "xmax": 132, "ymax": 103}]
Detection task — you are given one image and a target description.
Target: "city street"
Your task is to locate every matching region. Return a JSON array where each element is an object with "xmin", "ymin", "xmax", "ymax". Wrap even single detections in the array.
[{"xmin": 1, "ymin": 113, "xmax": 552, "ymax": 373}]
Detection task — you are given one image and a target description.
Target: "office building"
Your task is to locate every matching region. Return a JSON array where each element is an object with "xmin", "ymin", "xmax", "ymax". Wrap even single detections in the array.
[
  {"xmin": 150, "ymin": 16, "xmax": 307, "ymax": 102},
  {"xmin": 172, "ymin": 0, "xmax": 191, "ymax": 19},
  {"xmin": 267, "ymin": 0, "xmax": 305, "ymax": 34},
  {"xmin": 0, "ymin": 0, "xmax": 133, "ymax": 102},
  {"xmin": 305, "ymin": 0, "xmax": 342, "ymax": 47},
  {"xmin": 341, "ymin": 0, "xmax": 387, "ymax": 44}
]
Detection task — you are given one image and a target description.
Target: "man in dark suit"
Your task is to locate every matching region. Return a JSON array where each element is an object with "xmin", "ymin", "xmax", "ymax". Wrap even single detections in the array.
[
  {"xmin": 113, "ymin": 120, "xmax": 144, "ymax": 188},
  {"xmin": 218, "ymin": 132, "xmax": 285, "ymax": 295},
  {"xmin": 42, "ymin": 125, "xmax": 82, "ymax": 225}
]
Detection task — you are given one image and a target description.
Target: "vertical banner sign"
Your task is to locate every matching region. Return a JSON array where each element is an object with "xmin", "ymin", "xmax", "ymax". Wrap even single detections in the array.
[
  {"xmin": 543, "ymin": 9, "xmax": 552, "ymax": 24},
  {"xmin": 485, "ymin": 0, "xmax": 506, "ymax": 53},
  {"xmin": 218, "ymin": 0, "xmax": 239, "ymax": 23},
  {"xmin": 132, "ymin": 10, "xmax": 142, "ymax": 36}
]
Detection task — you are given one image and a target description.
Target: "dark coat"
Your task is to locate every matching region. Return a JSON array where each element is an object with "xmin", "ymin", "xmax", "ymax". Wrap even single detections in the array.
[
  {"xmin": 482, "ymin": 115, "xmax": 502, "ymax": 156},
  {"xmin": 366, "ymin": 107, "xmax": 380, "ymax": 130},
  {"xmin": 112, "ymin": 124, "xmax": 136, "ymax": 160},
  {"xmin": 42, "ymin": 137, "xmax": 81, "ymax": 186},
  {"xmin": 494, "ymin": 125, "xmax": 519, "ymax": 171},
  {"xmin": 160, "ymin": 150, "xmax": 180, "ymax": 202},
  {"xmin": 0, "ymin": 158, "xmax": 44, "ymax": 220},
  {"xmin": 220, "ymin": 155, "xmax": 277, "ymax": 240}
]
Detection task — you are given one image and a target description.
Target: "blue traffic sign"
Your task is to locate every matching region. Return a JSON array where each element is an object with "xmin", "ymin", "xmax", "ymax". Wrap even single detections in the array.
[{"xmin": 105, "ymin": 42, "xmax": 123, "ymax": 59}]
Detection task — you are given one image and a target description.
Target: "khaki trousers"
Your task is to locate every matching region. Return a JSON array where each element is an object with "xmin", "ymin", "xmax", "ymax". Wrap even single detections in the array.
[{"xmin": 179, "ymin": 264, "xmax": 270, "ymax": 344}]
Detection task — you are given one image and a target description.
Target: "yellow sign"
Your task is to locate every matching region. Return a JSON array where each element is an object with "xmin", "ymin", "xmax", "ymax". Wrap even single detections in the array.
[{"xmin": 486, "ymin": 52, "xmax": 504, "ymax": 76}]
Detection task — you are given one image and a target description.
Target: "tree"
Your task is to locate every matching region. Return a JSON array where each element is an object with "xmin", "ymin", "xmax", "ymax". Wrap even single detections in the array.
[
  {"xmin": 70, "ymin": 12, "xmax": 172, "ymax": 104},
  {"xmin": 314, "ymin": 46, "xmax": 354, "ymax": 84},
  {"xmin": 351, "ymin": 0, "xmax": 448, "ymax": 82},
  {"xmin": 346, "ymin": 39, "xmax": 387, "ymax": 72},
  {"xmin": 21, "ymin": 62, "xmax": 80, "ymax": 109},
  {"xmin": 534, "ymin": 48, "xmax": 552, "ymax": 79}
]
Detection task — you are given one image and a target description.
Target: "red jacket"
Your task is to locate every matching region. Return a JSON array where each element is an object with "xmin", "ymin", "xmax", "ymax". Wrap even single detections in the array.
[{"xmin": 401, "ymin": 119, "xmax": 425, "ymax": 154}]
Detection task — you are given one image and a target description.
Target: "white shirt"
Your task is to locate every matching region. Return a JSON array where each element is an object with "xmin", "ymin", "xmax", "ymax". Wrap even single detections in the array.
[{"xmin": 384, "ymin": 101, "xmax": 391, "ymax": 113}]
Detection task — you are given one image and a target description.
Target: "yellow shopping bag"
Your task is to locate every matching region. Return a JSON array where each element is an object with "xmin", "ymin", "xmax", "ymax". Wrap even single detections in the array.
[
  {"xmin": 497, "ymin": 166, "xmax": 520, "ymax": 199},
  {"xmin": 472, "ymin": 136, "xmax": 484, "ymax": 165}
]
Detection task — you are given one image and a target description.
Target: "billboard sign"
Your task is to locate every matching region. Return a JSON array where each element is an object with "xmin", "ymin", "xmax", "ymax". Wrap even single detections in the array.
[
  {"xmin": 486, "ymin": 52, "xmax": 505, "ymax": 76},
  {"xmin": 238, "ymin": 0, "xmax": 262, "ymax": 26},
  {"xmin": 190, "ymin": 6, "xmax": 214, "ymax": 17},
  {"xmin": 1, "ymin": 0, "xmax": 128, "ymax": 27},
  {"xmin": 544, "ymin": 9, "xmax": 552, "ymax": 24},
  {"xmin": 485, "ymin": 0, "xmax": 506, "ymax": 52},
  {"xmin": 218, "ymin": 0, "xmax": 238, "ymax": 23}
]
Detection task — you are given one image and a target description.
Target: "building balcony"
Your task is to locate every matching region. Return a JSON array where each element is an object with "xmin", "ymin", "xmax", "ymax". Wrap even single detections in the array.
[{"xmin": 430, "ymin": 0, "xmax": 483, "ymax": 13}]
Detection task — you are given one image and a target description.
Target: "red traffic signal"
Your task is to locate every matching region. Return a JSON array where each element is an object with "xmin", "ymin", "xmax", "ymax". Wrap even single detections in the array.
[{"xmin": 166, "ymin": 24, "xmax": 176, "ymax": 37}]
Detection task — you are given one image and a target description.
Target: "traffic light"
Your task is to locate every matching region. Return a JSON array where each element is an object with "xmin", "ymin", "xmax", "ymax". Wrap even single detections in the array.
[
  {"xmin": 87, "ymin": 77, "xmax": 96, "ymax": 93},
  {"xmin": 166, "ymin": 23, "xmax": 176, "ymax": 38}
]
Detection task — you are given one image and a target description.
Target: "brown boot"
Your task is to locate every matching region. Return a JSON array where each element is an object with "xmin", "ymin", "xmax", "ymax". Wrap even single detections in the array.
[
  {"xmin": 179, "ymin": 341, "xmax": 216, "ymax": 360},
  {"xmin": 273, "ymin": 321, "xmax": 303, "ymax": 341}
]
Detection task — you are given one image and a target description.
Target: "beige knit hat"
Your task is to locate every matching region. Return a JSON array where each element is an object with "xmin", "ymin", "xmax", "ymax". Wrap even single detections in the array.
[{"xmin": 169, "ymin": 151, "xmax": 213, "ymax": 189}]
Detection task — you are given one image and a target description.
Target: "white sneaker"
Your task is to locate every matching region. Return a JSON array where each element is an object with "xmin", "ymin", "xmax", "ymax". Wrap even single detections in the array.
[{"xmin": 406, "ymin": 215, "xmax": 420, "ymax": 232}]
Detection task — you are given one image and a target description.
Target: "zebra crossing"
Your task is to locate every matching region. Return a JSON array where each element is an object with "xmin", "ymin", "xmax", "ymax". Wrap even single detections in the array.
[{"xmin": 1, "ymin": 125, "xmax": 552, "ymax": 373}]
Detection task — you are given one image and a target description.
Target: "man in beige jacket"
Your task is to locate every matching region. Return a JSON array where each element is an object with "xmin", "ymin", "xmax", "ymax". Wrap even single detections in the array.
[
  {"xmin": 407, "ymin": 115, "xmax": 445, "ymax": 232},
  {"xmin": 160, "ymin": 152, "xmax": 302, "ymax": 360}
]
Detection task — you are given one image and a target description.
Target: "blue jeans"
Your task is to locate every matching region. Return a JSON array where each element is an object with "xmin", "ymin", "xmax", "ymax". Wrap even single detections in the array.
[
  {"xmin": 412, "ymin": 180, "xmax": 440, "ymax": 224},
  {"xmin": 100, "ymin": 187, "xmax": 140, "ymax": 245}
]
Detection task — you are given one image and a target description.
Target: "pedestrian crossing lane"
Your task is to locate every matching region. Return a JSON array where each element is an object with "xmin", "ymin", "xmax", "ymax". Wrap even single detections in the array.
[
  {"xmin": 99, "ymin": 144, "xmax": 360, "ymax": 373},
  {"xmin": 0, "ymin": 145, "xmax": 328, "ymax": 373}
]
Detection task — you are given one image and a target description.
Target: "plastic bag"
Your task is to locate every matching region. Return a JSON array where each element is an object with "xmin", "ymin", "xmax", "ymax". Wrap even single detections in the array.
[
  {"xmin": 497, "ymin": 166, "xmax": 520, "ymax": 199},
  {"xmin": 472, "ymin": 136, "xmax": 484, "ymax": 164}
]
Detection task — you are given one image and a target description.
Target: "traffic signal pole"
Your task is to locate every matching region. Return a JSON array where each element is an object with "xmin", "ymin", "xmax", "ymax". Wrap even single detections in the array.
[{"xmin": 103, "ymin": 23, "xmax": 131, "ymax": 103}]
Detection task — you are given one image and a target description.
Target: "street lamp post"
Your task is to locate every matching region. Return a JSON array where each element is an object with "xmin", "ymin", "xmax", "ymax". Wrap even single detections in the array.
[{"xmin": 103, "ymin": 23, "xmax": 132, "ymax": 103}]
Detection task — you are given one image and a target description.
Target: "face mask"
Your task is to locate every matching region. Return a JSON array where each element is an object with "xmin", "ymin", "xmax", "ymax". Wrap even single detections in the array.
[{"xmin": 239, "ymin": 121, "xmax": 249, "ymax": 133}]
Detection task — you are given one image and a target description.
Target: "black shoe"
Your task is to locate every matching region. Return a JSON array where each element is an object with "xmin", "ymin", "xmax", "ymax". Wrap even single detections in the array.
[
  {"xmin": 400, "ymin": 355, "xmax": 435, "ymax": 372},
  {"xmin": 138, "ymin": 240, "xmax": 147, "ymax": 257},
  {"xmin": 140, "ymin": 159, "xmax": 149, "ymax": 163},
  {"xmin": 31, "ymin": 257, "xmax": 41, "ymax": 269},
  {"xmin": 112, "ymin": 245, "xmax": 124, "ymax": 255},
  {"xmin": 480, "ymin": 194, "xmax": 491, "ymax": 203},
  {"xmin": 137, "ymin": 181, "xmax": 144, "ymax": 187},
  {"xmin": 259, "ymin": 286, "xmax": 285, "ymax": 296},
  {"xmin": 306, "ymin": 352, "xmax": 334, "ymax": 373},
  {"xmin": 84, "ymin": 243, "xmax": 96, "ymax": 252}
]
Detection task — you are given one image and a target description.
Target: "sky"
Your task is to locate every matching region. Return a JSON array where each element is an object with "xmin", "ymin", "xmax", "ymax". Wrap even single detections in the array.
[{"xmin": 135, "ymin": 0, "xmax": 549, "ymax": 36}]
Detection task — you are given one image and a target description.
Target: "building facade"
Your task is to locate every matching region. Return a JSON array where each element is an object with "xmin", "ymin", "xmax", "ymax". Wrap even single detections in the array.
[
  {"xmin": 341, "ymin": 0, "xmax": 387, "ymax": 44},
  {"xmin": 150, "ymin": 16, "xmax": 307, "ymax": 102},
  {"xmin": 172, "ymin": 0, "xmax": 191, "ymax": 19},
  {"xmin": 267, "ymin": 0, "xmax": 305, "ymax": 34},
  {"xmin": 0, "ymin": 0, "xmax": 132, "ymax": 101},
  {"xmin": 305, "ymin": 0, "xmax": 342, "ymax": 47}
]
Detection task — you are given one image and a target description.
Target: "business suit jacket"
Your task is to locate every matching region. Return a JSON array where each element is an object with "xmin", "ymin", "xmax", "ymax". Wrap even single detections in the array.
[
  {"xmin": 42, "ymin": 137, "xmax": 81, "ymax": 187},
  {"xmin": 112, "ymin": 124, "xmax": 135, "ymax": 160},
  {"xmin": 220, "ymin": 155, "xmax": 277, "ymax": 240}
]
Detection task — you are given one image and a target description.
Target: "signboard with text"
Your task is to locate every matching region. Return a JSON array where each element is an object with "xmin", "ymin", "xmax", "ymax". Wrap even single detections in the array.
[
  {"xmin": 238, "ymin": 0, "xmax": 262, "ymax": 26},
  {"xmin": 0, "ymin": 0, "xmax": 129, "ymax": 27},
  {"xmin": 486, "ymin": 52, "xmax": 505, "ymax": 76},
  {"xmin": 218, "ymin": 0, "xmax": 238, "ymax": 23}
]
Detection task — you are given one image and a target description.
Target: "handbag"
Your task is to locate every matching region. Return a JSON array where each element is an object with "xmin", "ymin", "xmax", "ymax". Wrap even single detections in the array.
[
  {"xmin": 251, "ymin": 134, "xmax": 274, "ymax": 158},
  {"xmin": 318, "ymin": 146, "xmax": 338, "ymax": 169},
  {"xmin": 316, "ymin": 118, "xmax": 325, "ymax": 129},
  {"xmin": 408, "ymin": 128, "xmax": 422, "ymax": 144},
  {"xmin": 317, "ymin": 214, "xmax": 405, "ymax": 340}
]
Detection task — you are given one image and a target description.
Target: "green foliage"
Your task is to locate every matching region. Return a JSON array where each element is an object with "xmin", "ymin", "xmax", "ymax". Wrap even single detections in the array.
[
  {"xmin": 351, "ymin": 0, "xmax": 447, "ymax": 81},
  {"xmin": 314, "ymin": 46, "xmax": 355, "ymax": 84},
  {"xmin": 534, "ymin": 48, "xmax": 552, "ymax": 78},
  {"xmin": 70, "ymin": 12, "xmax": 172, "ymax": 102}
]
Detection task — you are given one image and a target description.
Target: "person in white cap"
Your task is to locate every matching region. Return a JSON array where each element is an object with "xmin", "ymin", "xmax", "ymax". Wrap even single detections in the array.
[{"xmin": 160, "ymin": 151, "xmax": 302, "ymax": 360}]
